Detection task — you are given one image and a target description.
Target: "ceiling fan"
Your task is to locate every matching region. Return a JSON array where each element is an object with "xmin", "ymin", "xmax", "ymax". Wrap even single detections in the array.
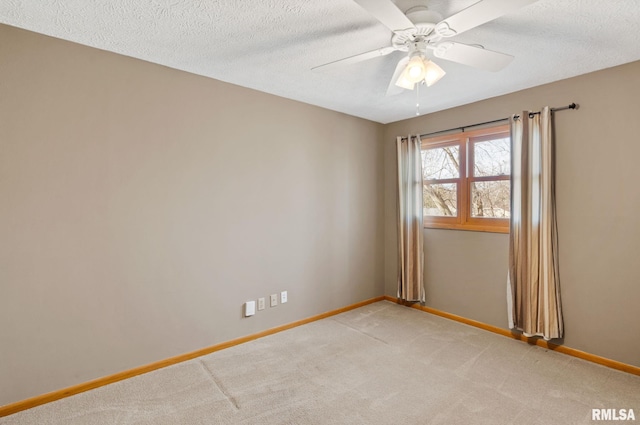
[{"xmin": 313, "ymin": 0, "xmax": 538, "ymax": 95}]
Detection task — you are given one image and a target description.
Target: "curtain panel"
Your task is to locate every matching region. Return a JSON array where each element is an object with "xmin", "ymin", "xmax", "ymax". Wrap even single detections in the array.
[
  {"xmin": 397, "ymin": 135, "xmax": 425, "ymax": 303},
  {"xmin": 508, "ymin": 107, "xmax": 563, "ymax": 340}
]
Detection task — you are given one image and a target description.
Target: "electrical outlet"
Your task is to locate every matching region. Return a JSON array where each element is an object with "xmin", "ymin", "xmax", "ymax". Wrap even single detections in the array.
[
  {"xmin": 258, "ymin": 297, "xmax": 265, "ymax": 311},
  {"xmin": 280, "ymin": 291, "xmax": 288, "ymax": 304},
  {"xmin": 270, "ymin": 294, "xmax": 278, "ymax": 307}
]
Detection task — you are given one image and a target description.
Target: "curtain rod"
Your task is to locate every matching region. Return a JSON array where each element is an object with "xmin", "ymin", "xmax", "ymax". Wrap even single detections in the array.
[{"xmin": 402, "ymin": 103, "xmax": 578, "ymax": 140}]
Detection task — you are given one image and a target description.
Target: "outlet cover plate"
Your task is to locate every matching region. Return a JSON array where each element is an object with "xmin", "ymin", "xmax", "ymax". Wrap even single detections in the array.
[
  {"xmin": 270, "ymin": 294, "xmax": 278, "ymax": 307},
  {"xmin": 245, "ymin": 301, "xmax": 256, "ymax": 317},
  {"xmin": 258, "ymin": 297, "xmax": 265, "ymax": 311},
  {"xmin": 280, "ymin": 291, "xmax": 288, "ymax": 303}
]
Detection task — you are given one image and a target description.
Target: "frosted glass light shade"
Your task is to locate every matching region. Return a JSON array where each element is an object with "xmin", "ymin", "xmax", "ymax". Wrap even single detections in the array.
[
  {"xmin": 395, "ymin": 67, "xmax": 416, "ymax": 90},
  {"xmin": 424, "ymin": 60, "xmax": 446, "ymax": 86},
  {"xmin": 405, "ymin": 56, "xmax": 427, "ymax": 83}
]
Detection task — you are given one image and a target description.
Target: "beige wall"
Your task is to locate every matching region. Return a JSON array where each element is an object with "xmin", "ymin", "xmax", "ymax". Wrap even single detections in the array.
[
  {"xmin": 384, "ymin": 60, "xmax": 640, "ymax": 368},
  {"xmin": 0, "ymin": 24, "xmax": 385, "ymax": 406}
]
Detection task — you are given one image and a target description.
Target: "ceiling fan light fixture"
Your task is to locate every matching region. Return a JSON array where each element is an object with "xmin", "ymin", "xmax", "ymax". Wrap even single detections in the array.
[{"xmin": 395, "ymin": 55, "xmax": 445, "ymax": 90}]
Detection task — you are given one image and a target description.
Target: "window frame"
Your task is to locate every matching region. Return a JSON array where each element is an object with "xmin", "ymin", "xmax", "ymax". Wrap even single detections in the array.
[{"xmin": 421, "ymin": 124, "xmax": 510, "ymax": 233}]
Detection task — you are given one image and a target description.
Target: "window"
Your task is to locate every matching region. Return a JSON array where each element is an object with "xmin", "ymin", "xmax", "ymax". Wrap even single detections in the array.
[{"xmin": 421, "ymin": 125, "xmax": 510, "ymax": 233}]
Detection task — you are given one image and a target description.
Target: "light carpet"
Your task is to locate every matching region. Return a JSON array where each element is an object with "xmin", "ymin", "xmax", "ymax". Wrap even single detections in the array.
[{"xmin": 2, "ymin": 301, "xmax": 639, "ymax": 424}]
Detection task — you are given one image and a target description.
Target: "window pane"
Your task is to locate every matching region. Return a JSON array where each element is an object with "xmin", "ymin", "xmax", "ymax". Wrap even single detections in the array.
[
  {"xmin": 424, "ymin": 183, "xmax": 457, "ymax": 217},
  {"xmin": 471, "ymin": 181, "xmax": 510, "ymax": 218},
  {"xmin": 422, "ymin": 145, "xmax": 460, "ymax": 180},
  {"xmin": 473, "ymin": 138, "xmax": 510, "ymax": 177}
]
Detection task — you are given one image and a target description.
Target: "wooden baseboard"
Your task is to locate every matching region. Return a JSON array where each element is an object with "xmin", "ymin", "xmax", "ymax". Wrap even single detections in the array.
[
  {"xmin": 383, "ymin": 295, "xmax": 640, "ymax": 376},
  {"xmin": 0, "ymin": 296, "xmax": 385, "ymax": 418}
]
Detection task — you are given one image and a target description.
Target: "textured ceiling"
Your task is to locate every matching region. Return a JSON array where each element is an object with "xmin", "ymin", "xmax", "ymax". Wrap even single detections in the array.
[{"xmin": 1, "ymin": 0, "xmax": 639, "ymax": 123}]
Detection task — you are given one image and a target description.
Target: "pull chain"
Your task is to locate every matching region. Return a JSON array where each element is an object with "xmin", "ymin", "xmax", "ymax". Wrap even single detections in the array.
[{"xmin": 415, "ymin": 82, "xmax": 421, "ymax": 116}]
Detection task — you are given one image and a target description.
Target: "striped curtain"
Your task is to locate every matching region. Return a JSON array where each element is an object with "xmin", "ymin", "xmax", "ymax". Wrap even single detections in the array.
[
  {"xmin": 507, "ymin": 107, "xmax": 563, "ymax": 340},
  {"xmin": 396, "ymin": 135, "xmax": 425, "ymax": 302}
]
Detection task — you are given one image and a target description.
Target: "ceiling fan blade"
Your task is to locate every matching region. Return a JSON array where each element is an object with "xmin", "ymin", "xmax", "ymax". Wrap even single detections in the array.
[
  {"xmin": 386, "ymin": 56, "xmax": 411, "ymax": 96},
  {"xmin": 432, "ymin": 42, "xmax": 513, "ymax": 72},
  {"xmin": 435, "ymin": 0, "xmax": 538, "ymax": 37},
  {"xmin": 353, "ymin": 0, "xmax": 416, "ymax": 33},
  {"xmin": 312, "ymin": 46, "xmax": 397, "ymax": 71}
]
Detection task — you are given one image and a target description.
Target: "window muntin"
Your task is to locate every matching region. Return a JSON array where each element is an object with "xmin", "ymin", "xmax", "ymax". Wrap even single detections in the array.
[{"xmin": 421, "ymin": 125, "xmax": 510, "ymax": 232}]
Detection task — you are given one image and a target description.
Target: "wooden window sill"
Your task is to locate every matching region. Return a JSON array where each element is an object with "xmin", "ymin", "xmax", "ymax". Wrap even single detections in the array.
[{"xmin": 423, "ymin": 222, "xmax": 509, "ymax": 234}]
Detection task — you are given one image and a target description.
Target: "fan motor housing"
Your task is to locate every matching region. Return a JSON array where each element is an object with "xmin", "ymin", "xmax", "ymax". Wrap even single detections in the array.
[
  {"xmin": 406, "ymin": 6, "xmax": 442, "ymax": 26},
  {"xmin": 391, "ymin": 6, "xmax": 443, "ymax": 49}
]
